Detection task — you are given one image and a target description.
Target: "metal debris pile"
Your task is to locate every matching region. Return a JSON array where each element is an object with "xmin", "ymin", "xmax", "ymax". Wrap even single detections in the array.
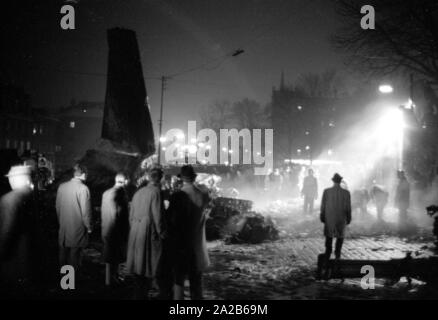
[{"xmin": 206, "ymin": 197, "xmax": 279, "ymax": 244}]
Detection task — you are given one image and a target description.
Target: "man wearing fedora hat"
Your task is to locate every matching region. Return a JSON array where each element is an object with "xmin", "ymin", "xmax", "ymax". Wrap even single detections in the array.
[
  {"xmin": 320, "ymin": 173, "xmax": 352, "ymax": 260},
  {"xmin": 167, "ymin": 165, "xmax": 210, "ymax": 300}
]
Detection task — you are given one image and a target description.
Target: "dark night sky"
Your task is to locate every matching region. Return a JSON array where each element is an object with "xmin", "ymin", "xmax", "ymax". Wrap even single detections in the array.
[{"xmin": 1, "ymin": 0, "xmax": 345, "ymax": 133}]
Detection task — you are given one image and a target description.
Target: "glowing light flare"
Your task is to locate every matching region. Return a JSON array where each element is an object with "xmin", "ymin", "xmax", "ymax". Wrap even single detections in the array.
[
  {"xmin": 379, "ymin": 84, "xmax": 394, "ymax": 94},
  {"xmin": 187, "ymin": 145, "xmax": 197, "ymax": 154},
  {"xmin": 374, "ymin": 108, "xmax": 405, "ymax": 169},
  {"xmin": 176, "ymin": 133, "xmax": 185, "ymax": 140}
]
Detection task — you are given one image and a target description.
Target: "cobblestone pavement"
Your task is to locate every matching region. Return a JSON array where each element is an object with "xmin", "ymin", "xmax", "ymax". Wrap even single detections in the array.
[
  {"xmin": 199, "ymin": 199, "xmax": 438, "ymax": 300},
  {"xmin": 201, "ymin": 234, "xmax": 438, "ymax": 300},
  {"xmin": 51, "ymin": 202, "xmax": 438, "ymax": 300}
]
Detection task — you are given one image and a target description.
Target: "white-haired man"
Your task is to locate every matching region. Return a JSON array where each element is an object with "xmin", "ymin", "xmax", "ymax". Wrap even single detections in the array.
[{"xmin": 0, "ymin": 165, "xmax": 36, "ymax": 284}]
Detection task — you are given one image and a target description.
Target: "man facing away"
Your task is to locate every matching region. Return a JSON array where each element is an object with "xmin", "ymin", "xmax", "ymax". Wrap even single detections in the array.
[
  {"xmin": 167, "ymin": 165, "xmax": 210, "ymax": 300},
  {"xmin": 101, "ymin": 173, "xmax": 129, "ymax": 287},
  {"xmin": 302, "ymin": 168, "xmax": 318, "ymax": 215},
  {"xmin": 320, "ymin": 173, "xmax": 351, "ymax": 261},
  {"xmin": 56, "ymin": 163, "xmax": 92, "ymax": 272},
  {"xmin": 126, "ymin": 167, "xmax": 167, "ymax": 299}
]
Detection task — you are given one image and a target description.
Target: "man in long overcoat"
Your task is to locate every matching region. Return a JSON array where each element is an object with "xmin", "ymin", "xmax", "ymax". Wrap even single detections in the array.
[
  {"xmin": 56, "ymin": 163, "xmax": 92, "ymax": 272},
  {"xmin": 167, "ymin": 165, "xmax": 210, "ymax": 300},
  {"xmin": 302, "ymin": 168, "xmax": 318, "ymax": 215},
  {"xmin": 126, "ymin": 167, "xmax": 166, "ymax": 299},
  {"xmin": 320, "ymin": 173, "xmax": 351, "ymax": 260},
  {"xmin": 101, "ymin": 173, "xmax": 129, "ymax": 287}
]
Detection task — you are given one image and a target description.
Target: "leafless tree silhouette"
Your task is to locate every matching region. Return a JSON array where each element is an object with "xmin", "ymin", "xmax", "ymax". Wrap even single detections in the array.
[{"xmin": 332, "ymin": 0, "xmax": 438, "ymax": 85}]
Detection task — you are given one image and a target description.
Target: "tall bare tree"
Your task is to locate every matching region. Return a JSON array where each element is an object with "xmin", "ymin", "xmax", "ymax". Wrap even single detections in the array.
[
  {"xmin": 332, "ymin": 0, "xmax": 438, "ymax": 85},
  {"xmin": 231, "ymin": 98, "xmax": 267, "ymax": 129},
  {"xmin": 296, "ymin": 69, "xmax": 345, "ymax": 98},
  {"xmin": 199, "ymin": 99, "xmax": 232, "ymax": 131}
]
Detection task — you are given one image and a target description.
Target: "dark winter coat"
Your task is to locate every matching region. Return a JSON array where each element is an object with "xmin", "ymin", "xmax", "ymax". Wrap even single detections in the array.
[
  {"xmin": 320, "ymin": 184, "xmax": 352, "ymax": 238},
  {"xmin": 101, "ymin": 186, "xmax": 129, "ymax": 264}
]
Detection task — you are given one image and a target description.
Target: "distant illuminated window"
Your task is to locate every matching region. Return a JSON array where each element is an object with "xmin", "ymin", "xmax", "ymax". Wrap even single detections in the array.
[
  {"xmin": 70, "ymin": 121, "xmax": 75, "ymax": 128},
  {"xmin": 297, "ymin": 105, "xmax": 303, "ymax": 111},
  {"xmin": 329, "ymin": 121, "xmax": 335, "ymax": 128},
  {"xmin": 83, "ymin": 109, "xmax": 87, "ymax": 113},
  {"xmin": 33, "ymin": 127, "xmax": 37, "ymax": 135}
]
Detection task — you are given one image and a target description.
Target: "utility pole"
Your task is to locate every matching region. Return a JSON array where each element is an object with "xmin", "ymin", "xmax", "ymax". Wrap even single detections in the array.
[
  {"xmin": 157, "ymin": 76, "xmax": 168, "ymax": 165},
  {"xmin": 155, "ymin": 49, "xmax": 244, "ymax": 165}
]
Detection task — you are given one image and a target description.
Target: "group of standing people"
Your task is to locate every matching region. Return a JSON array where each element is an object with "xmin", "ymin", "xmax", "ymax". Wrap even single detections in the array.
[
  {"xmin": 0, "ymin": 161, "xmax": 211, "ymax": 299},
  {"xmin": 55, "ymin": 163, "xmax": 211, "ymax": 300},
  {"xmin": 301, "ymin": 167, "xmax": 411, "ymax": 226}
]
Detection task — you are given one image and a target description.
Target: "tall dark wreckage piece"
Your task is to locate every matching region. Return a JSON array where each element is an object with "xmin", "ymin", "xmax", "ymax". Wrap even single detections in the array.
[{"xmin": 77, "ymin": 28, "xmax": 155, "ymax": 199}]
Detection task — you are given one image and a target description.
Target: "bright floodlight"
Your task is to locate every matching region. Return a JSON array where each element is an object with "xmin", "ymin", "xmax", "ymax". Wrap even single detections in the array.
[
  {"xmin": 376, "ymin": 108, "xmax": 405, "ymax": 169},
  {"xmin": 379, "ymin": 84, "xmax": 394, "ymax": 94},
  {"xmin": 188, "ymin": 145, "xmax": 197, "ymax": 154},
  {"xmin": 176, "ymin": 132, "xmax": 185, "ymax": 140}
]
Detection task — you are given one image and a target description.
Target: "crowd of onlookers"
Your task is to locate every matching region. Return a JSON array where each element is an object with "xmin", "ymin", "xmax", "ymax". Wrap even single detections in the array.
[
  {"xmin": 0, "ymin": 150, "xmax": 430, "ymax": 299},
  {"xmin": 0, "ymin": 161, "xmax": 212, "ymax": 299}
]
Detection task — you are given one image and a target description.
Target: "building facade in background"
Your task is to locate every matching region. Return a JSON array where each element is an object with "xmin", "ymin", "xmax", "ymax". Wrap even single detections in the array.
[
  {"xmin": 54, "ymin": 100, "xmax": 104, "ymax": 171},
  {"xmin": 0, "ymin": 84, "xmax": 58, "ymax": 160},
  {"xmin": 270, "ymin": 76, "xmax": 362, "ymax": 167}
]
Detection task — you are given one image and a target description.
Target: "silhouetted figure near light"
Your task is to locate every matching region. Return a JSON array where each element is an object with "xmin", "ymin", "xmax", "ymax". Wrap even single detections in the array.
[
  {"xmin": 56, "ymin": 163, "xmax": 92, "ymax": 273},
  {"xmin": 320, "ymin": 173, "xmax": 351, "ymax": 261},
  {"xmin": 167, "ymin": 165, "xmax": 210, "ymax": 300},
  {"xmin": 302, "ymin": 169, "xmax": 318, "ymax": 215},
  {"xmin": 101, "ymin": 173, "xmax": 129, "ymax": 287},
  {"xmin": 126, "ymin": 167, "xmax": 166, "ymax": 299},
  {"xmin": 395, "ymin": 171, "xmax": 410, "ymax": 226},
  {"xmin": 0, "ymin": 166, "xmax": 37, "ymax": 287},
  {"xmin": 352, "ymin": 188, "xmax": 370, "ymax": 218},
  {"xmin": 370, "ymin": 183, "xmax": 389, "ymax": 221}
]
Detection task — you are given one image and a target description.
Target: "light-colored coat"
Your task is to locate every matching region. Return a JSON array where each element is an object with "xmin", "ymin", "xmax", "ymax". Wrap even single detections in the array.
[
  {"xmin": 101, "ymin": 186, "xmax": 129, "ymax": 263},
  {"xmin": 126, "ymin": 183, "xmax": 164, "ymax": 278},
  {"xmin": 56, "ymin": 178, "xmax": 92, "ymax": 248},
  {"xmin": 320, "ymin": 184, "xmax": 351, "ymax": 238}
]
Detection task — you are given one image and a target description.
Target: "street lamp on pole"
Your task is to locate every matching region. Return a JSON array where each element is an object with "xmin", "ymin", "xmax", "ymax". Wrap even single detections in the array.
[
  {"xmin": 156, "ymin": 49, "xmax": 245, "ymax": 165},
  {"xmin": 379, "ymin": 84, "xmax": 394, "ymax": 94}
]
